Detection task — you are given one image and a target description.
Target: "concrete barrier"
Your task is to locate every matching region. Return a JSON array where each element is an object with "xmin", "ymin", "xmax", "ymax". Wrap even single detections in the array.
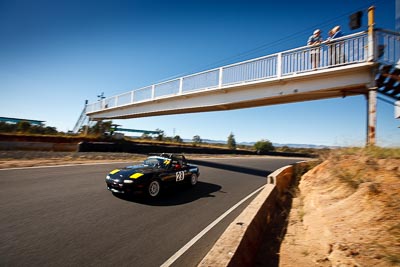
[{"xmin": 198, "ymin": 161, "xmax": 310, "ymax": 267}]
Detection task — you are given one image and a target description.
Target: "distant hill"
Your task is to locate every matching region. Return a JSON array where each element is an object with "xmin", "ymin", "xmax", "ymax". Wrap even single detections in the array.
[
  {"xmin": 182, "ymin": 139, "xmax": 335, "ymax": 149},
  {"xmin": 271, "ymin": 143, "xmax": 337, "ymax": 149}
]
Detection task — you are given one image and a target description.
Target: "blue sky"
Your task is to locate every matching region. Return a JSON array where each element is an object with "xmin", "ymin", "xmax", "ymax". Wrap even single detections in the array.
[{"xmin": 0, "ymin": 0, "xmax": 399, "ymax": 147}]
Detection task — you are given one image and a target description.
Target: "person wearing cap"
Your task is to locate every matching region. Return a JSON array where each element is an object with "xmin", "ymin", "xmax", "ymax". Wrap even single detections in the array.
[
  {"xmin": 308, "ymin": 29, "xmax": 323, "ymax": 69},
  {"xmin": 327, "ymin": 25, "xmax": 345, "ymax": 65}
]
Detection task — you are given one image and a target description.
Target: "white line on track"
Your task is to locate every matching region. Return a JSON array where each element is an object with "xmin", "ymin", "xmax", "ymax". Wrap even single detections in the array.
[{"xmin": 160, "ymin": 185, "xmax": 265, "ymax": 267}]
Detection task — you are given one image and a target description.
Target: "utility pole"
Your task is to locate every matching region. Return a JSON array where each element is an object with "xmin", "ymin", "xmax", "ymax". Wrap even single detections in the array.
[
  {"xmin": 367, "ymin": 87, "xmax": 377, "ymax": 146},
  {"xmin": 367, "ymin": 6, "xmax": 377, "ymax": 146}
]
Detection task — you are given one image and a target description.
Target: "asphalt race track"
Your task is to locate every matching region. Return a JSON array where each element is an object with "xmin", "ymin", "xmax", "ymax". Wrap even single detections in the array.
[{"xmin": 0, "ymin": 156, "xmax": 306, "ymax": 267}]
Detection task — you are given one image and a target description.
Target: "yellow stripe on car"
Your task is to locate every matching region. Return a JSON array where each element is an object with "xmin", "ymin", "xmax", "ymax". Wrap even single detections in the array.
[
  {"xmin": 130, "ymin": 173, "xmax": 144, "ymax": 179},
  {"xmin": 110, "ymin": 169, "xmax": 120, "ymax": 175}
]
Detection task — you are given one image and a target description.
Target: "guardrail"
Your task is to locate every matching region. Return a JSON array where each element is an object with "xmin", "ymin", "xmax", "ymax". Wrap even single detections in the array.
[{"xmin": 86, "ymin": 30, "xmax": 399, "ymax": 114}]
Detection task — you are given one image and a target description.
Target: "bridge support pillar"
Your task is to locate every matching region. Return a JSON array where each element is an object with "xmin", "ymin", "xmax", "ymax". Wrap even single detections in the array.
[{"xmin": 366, "ymin": 87, "xmax": 377, "ymax": 146}]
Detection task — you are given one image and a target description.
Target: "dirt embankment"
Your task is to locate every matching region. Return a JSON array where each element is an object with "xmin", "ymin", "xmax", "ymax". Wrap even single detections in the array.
[{"xmin": 279, "ymin": 150, "xmax": 400, "ymax": 267}]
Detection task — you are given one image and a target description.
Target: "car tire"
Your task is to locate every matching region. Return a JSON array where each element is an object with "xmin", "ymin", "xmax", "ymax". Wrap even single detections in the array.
[
  {"xmin": 188, "ymin": 173, "xmax": 198, "ymax": 187},
  {"xmin": 148, "ymin": 179, "xmax": 161, "ymax": 198}
]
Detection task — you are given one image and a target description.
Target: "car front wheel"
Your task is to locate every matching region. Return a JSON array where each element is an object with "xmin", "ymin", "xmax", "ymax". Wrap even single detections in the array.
[{"xmin": 148, "ymin": 179, "xmax": 161, "ymax": 197}]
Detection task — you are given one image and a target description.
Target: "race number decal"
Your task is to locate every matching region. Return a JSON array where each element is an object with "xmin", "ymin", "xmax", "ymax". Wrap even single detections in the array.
[{"xmin": 176, "ymin": 171, "xmax": 185, "ymax": 182}]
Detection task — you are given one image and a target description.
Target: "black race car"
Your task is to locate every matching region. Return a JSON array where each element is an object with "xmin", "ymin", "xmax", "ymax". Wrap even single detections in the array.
[{"xmin": 105, "ymin": 153, "xmax": 200, "ymax": 198}]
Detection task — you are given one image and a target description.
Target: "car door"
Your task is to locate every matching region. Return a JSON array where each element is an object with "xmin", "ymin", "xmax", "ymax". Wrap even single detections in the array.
[
  {"xmin": 171, "ymin": 157, "xmax": 186, "ymax": 184},
  {"xmin": 159, "ymin": 157, "xmax": 184, "ymax": 184},
  {"xmin": 175, "ymin": 156, "xmax": 192, "ymax": 183}
]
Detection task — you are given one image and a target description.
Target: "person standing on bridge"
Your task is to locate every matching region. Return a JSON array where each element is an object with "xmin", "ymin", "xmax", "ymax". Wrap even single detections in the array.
[
  {"xmin": 308, "ymin": 29, "xmax": 323, "ymax": 69},
  {"xmin": 326, "ymin": 25, "xmax": 344, "ymax": 65}
]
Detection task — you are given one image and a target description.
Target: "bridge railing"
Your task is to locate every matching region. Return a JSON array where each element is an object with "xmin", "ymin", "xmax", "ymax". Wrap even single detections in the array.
[
  {"xmin": 282, "ymin": 31, "xmax": 369, "ymax": 75},
  {"xmin": 375, "ymin": 29, "xmax": 400, "ymax": 66},
  {"xmin": 87, "ymin": 30, "xmax": 398, "ymax": 114}
]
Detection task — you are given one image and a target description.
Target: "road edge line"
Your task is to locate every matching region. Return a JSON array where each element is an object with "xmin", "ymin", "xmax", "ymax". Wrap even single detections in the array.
[{"xmin": 160, "ymin": 185, "xmax": 265, "ymax": 267}]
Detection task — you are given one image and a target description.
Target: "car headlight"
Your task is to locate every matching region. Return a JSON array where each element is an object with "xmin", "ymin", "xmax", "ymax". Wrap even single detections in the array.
[
  {"xmin": 106, "ymin": 175, "xmax": 111, "ymax": 180},
  {"xmin": 124, "ymin": 180, "xmax": 134, "ymax": 184}
]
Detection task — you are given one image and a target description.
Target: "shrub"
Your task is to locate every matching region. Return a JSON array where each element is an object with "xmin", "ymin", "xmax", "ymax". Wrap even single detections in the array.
[{"xmin": 254, "ymin": 139, "xmax": 275, "ymax": 154}]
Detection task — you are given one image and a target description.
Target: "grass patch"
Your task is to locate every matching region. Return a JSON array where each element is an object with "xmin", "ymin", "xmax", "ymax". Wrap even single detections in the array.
[
  {"xmin": 385, "ymin": 254, "xmax": 400, "ymax": 265},
  {"xmin": 325, "ymin": 146, "xmax": 400, "ymax": 160},
  {"xmin": 320, "ymin": 146, "xmax": 399, "ymax": 190},
  {"xmin": 334, "ymin": 169, "xmax": 365, "ymax": 189}
]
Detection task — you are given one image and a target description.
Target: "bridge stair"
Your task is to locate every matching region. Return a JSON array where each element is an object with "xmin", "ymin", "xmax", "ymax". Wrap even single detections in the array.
[
  {"xmin": 73, "ymin": 100, "xmax": 89, "ymax": 133},
  {"xmin": 376, "ymin": 64, "xmax": 400, "ymax": 101}
]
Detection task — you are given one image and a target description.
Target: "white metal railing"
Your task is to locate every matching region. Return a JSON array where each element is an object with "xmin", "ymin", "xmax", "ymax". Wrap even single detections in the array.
[
  {"xmin": 375, "ymin": 29, "xmax": 400, "ymax": 65},
  {"xmin": 281, "ymin": 32, "xmax": 368, "ymax": 75},
  {"xmin": 86, "ymin": 30, "xmax": 398, "ymax": 113},
  {"xmin": 222, "ymin": 54, "xmax": 278, "ymax": 85},
  {"xmin": 182, "ymin": 68, "xmax": 220, "ymax": 92}
]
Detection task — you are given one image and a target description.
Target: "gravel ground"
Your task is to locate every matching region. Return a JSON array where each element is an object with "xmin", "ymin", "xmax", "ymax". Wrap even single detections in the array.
[
  {"xmin": 0, "ymin": 151, "xmax": 144, "ymax": 169},
  {"xmin": 0, "ymin": 151, "xmax": 143, "ymax": 160}
]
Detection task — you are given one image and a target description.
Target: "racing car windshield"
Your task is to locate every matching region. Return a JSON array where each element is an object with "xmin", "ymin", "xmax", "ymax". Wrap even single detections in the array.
[{"xmin": 143, "ymin": 157, "xmax": 171, "ymax": 168}]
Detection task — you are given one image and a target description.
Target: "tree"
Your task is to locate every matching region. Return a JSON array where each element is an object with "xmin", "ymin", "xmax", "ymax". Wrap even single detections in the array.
[
  {"xmin": 254, "ymin": 139, "xmax": 275, "ymax": 154},
  {"xmin": 0, "ymin": 120, "xmax": 59, "ymax": 135},
  {"xmin": 87, "ymin": 120, "xmax": 113, "ymax": 135},
  {"xmin": 227, "ymin": 132, "xmax": 236, "ymax": 150},
  {"xmin": 141, "ymin": 133, "xmax": 152, "ymax": 140},
  {"xmin": 0, "ymin": 121, "xmax": 17, "ymax": 132},
  {"xmin": 44, "ymin": 126, "xmax": 57, "ymax": 134},
  {"xmin": 17, "ymin": 121, "xmax": 31, "ymax": 132},
  {"xmin": 173, "ymin": 135, "xmax": 183, "ymax": 143},
  {"xmin": 155, "ymin": 128, "xmax": 165, "ymax": 141},
  {"xmin": 192, "ymin": 135, "xmax": 202, "ymax": 144}
]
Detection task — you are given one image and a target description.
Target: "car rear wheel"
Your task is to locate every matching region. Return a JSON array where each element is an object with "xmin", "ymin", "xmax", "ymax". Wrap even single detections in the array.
[
  {"xmin": 189, "ymin": 173, "xmax": 198, "ymax": 186},
  {"xmin": 148, "ymin": 179, "xmax": 161, "ymax": 197}
]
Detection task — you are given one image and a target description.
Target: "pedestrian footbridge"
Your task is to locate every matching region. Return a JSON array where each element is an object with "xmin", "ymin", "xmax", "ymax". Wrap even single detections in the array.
[{"xmin": 86, "ymin": 30, "xmax": 399, "ymax": 122}]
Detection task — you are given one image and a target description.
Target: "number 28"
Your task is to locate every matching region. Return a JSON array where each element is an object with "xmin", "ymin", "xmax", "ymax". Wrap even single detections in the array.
[{"xmin": 176, "ymin": 171, "xmax": 185, "ymax": 181}]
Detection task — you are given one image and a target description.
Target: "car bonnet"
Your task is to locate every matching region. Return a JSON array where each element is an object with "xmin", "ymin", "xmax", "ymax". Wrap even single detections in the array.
[{"xmin": 108, "ymin": 164, "xmax": 156, "ymax": 179}]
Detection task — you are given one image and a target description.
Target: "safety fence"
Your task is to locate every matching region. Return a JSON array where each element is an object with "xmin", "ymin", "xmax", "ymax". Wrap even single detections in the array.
[{"xmin": 86, "ymin": 30, "xmax": 399, "ymax": 113}]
